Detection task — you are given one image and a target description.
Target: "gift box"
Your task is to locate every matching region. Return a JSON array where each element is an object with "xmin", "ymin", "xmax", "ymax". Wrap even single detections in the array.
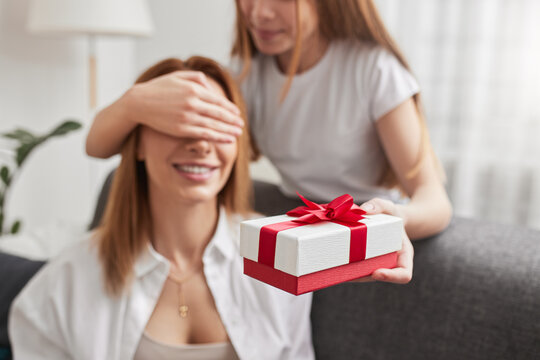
[{"xmin": 240, "ymin": 194, "xmax": 403, "ymax": 295}]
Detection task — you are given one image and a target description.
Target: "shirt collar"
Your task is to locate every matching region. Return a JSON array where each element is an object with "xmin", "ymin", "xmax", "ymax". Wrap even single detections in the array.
[{"xmin": 134, "ymin": 207, "xmax": 238, "ymax": 278}]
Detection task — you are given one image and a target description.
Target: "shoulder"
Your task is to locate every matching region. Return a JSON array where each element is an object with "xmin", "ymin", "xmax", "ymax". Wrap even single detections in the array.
[
  {"xmin": 330, "ymin": 40, "xmax": 401, "ymax": 73},
  {"xmin": 226, "ymin": 56, "xmax": 243, "ymax": 78},
  {"xmin": 228, "ymin": 54, "xmax": 269, "ymax": 77},
  {"xmin": 324, "ymin": 40, "xmax": 407, "ymax": 96},
  {"xmin": 228, "ymin": 54, "xmax": 269, "ymax": 107},
  {"xmin": 43, "ymin": 235, "xmax": 100, "ymax": 279},
  {"xmin": 8, "ymin": 235, "xmax": 113, "ymax": 358},
  {"xmin": 11, "ymin": 235, "xmax": 102, "ymax": 311}
]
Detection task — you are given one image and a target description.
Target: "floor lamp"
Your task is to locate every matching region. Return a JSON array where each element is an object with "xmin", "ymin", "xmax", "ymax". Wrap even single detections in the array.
[{"xmin": 26, "ymin": 0, "xmax": 154, "ymax": 110}]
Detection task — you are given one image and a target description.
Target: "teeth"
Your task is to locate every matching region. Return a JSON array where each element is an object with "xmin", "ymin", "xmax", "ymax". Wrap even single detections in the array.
[{"xmin": 176, "ymin": 165, "xmax": 212, "ymax": 174}]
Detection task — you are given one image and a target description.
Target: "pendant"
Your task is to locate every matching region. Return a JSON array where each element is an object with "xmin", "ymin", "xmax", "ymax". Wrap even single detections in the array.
[{"xmin": 179, "ymin": 305, "xmax": 188, "ymax": 318}]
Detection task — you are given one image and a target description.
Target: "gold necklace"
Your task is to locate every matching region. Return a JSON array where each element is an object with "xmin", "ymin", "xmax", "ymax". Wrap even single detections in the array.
[{"xmin": 167, "ymin": 261, "xmax": 202, "ymax": 319}]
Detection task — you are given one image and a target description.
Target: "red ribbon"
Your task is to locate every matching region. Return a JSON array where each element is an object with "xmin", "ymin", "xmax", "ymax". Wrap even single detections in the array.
[{"xmin": 258, "ymin": 194, "xmax": 368, "ymax": 268}]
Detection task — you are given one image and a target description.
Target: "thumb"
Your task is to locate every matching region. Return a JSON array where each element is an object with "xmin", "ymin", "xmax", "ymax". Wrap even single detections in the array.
[{"xmin": 359, "ymin": 198, "xmax": 395, "ymax": 215}]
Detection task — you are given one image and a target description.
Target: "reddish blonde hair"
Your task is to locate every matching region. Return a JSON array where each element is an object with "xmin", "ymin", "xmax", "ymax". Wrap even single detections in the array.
[
  {"xmin": 232, "ymin": 0, "xmax": 445, "ymax": 190},
  {"xmin": 97, "ymin": 57, "xmax": 252, "ymax": 295}
]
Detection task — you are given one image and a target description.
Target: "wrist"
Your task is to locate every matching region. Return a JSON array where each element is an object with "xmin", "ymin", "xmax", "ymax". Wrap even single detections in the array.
[{"xmin": 117, "ymin": 85, "xmax": 141, "ymax": 127}]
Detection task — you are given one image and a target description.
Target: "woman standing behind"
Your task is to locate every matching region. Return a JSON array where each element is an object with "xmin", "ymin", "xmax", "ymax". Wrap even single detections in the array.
[{"xmin": 87, "ymin": 0, "xmax": 451, "ymax": 241}]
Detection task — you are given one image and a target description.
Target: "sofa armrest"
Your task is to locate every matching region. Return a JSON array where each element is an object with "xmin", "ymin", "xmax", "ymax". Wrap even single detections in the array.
[
  {"xmin": 0, "ymin": 252, "xmax": 45, "ymax": 349},
  {"xmin": 311, "ymin": 217, "xmax": 540, "ymax": 359}
]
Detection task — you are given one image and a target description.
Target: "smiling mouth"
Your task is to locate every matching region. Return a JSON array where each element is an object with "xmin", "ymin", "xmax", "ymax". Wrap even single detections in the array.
[
  {"xmin": 253, "ymin": 28, "xmax": 283, "ymax": 40},
  {"xmin": 173, "ymin": 164, "xmax": 214, "ymax": 174},
  {"xmin": 173, "ymin": 164, "xmax": 215, "ymax": 174}
]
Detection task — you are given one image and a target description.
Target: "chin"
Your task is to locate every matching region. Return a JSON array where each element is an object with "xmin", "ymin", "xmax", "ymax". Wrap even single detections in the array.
[
  {"xmin": 253, "ymin": 40, "xmax": 292, "ymax": 56},
  {"xmin": 176, "ymin": 186, "xmax": 221, "ymax": 205}
]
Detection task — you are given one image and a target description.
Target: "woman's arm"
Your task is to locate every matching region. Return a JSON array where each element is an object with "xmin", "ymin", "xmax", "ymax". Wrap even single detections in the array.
[
  {"xmin": 86, "ymin": 71, "xmax": 244, "ymax": 158},
  {"xmin": 361, "ymin": 98, "xmax": 453, "ymax": 240}
]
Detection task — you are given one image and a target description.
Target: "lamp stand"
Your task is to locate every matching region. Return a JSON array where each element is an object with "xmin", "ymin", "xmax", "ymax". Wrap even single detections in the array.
[{"xmin": 88, "ymin": 35, "xmax": 97, "ymax": 110}]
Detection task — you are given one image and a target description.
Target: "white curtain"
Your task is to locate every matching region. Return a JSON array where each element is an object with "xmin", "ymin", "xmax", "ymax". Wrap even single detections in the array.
[{"xmin": 376, "ymin": 0, "xmax": 540, "ymax": 229}]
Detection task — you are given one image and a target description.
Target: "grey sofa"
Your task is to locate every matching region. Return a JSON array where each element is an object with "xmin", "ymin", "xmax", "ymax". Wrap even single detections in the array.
[
  {"xmin": 253, "ymin": 181, "xmax": 540, "ymax": 360},
  {"xmin": 1, "ymin": 175, "xmax": 539, "ymax": 359}
]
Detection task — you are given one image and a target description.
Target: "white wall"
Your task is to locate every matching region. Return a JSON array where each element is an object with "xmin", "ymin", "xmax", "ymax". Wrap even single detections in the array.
[
  {"xmin": 134, "ymin": 0, "xmax": 236, "ymax": 72},
  {"xmin": 0, "ymin": 0, "xmax": 134, "ymax": 232}
]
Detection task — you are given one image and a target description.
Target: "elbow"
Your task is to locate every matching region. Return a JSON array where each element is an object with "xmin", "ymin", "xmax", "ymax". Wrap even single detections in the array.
[
  {"xmin": 409, "ymin": 193, "xmax": 453, "ymax": 240},
  {"xmin": 432, "ymin": 195, "xmax": 453, "ymax": 237},
  {"xmin": 85, "ymin": 134, "xmax": 113, "ymax": 159},
  {"xmin": 440, "ymin": 197, "xmax": 453, "ymax": 232},
  {"xmin": 85, "ymin": 137, "xmax": 106, "ymax": 159}
]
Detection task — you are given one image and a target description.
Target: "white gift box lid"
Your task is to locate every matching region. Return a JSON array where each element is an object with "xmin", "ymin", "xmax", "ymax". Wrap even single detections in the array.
[{"xmin": 240, "ymin": 213, "xmax": 403, "ymax": 277}]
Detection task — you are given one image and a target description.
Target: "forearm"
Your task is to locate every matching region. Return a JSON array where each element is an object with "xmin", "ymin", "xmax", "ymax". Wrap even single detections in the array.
[
  {"xmin": 86, "ymin": 91, "xmax": 136, "ymax": 158},
  {"xmin": 397, "ymin": 184, "xmax": 453, "ymax": 240}
]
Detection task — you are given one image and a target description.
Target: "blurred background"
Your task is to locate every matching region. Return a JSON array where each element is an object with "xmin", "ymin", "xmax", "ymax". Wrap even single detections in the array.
[{"xmin": 0, "ymin": 0, "xmax": 539, "ymax": 245}]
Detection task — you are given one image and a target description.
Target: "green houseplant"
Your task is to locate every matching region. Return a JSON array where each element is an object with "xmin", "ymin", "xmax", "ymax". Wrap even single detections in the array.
[{"xmin": 0, "ymin": 120, "xmax": 82, "ymax": 236}]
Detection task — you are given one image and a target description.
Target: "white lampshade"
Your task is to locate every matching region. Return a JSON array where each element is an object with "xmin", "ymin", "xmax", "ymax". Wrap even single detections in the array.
[{"xmin": 27, "ymin": 0, "xmax": 154, "ymax": 37}]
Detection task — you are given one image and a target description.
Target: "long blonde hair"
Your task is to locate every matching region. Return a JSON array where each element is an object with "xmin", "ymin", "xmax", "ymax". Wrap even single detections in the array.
[
  {"xmin": 232, "ymin": 0, "xmax": 444, "ymax": 189},
  {"xmin": 97, "ymin": 57, "xmax": 253, "ymax": 295}
]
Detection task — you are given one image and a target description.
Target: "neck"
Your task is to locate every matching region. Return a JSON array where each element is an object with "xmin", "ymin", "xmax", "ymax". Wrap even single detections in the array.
[
  {"xmin": 148, "ymin": 186, "xmax": 219, "ymax": 271},
  {"xmin": 276, "ymin": 32, "xmax": 329, "ymax": 74}
]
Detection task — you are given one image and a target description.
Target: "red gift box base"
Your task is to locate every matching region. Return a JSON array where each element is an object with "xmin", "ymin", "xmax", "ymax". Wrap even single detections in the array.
[{"xmin": 243, "ymin": 252, "xmax": 398, "ymax": 295}]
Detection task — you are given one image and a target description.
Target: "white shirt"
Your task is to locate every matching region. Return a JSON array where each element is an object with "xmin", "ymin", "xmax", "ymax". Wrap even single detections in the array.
[
  {"xmin": 9, "ymin": 209, "xmax": 314, "ymax": 360},
  {"xmin": 239, "ymin": 40, "xmax": 419, "ymax": 203}
]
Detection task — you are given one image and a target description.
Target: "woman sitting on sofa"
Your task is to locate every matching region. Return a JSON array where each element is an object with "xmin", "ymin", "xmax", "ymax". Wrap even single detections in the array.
[{"xmin": 9, "ymin": 57, "xmax": 413, "ymax": 360}]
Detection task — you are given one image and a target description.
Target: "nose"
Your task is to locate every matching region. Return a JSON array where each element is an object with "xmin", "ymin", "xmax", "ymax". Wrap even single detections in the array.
[
  {"xmin": 185, "ymin": 138, "xmax": 211, "ymax": 155},
  {"xmin": 251, "ymin": 0, "xmax": 275, "ymax": 22}
]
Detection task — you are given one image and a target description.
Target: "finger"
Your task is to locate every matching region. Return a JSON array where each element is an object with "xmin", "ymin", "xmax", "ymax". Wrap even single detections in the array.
[
  {"xmin": 397, "ymin": 235, "xmax": 414, "ymax": 269},
  {"xmin": 372, "ymin": 267, "xmax": 412, "ymax": 284},
  {"xmin": 383, "ymin": 235, "xmax": 414, "ymax": 282},
  {"xmin": 192, "ymin": 100, "xmax": 244, "ymax": 132},
  {"xmin": 187, "ymin": 112, "xmax": 243, "ymax": 137},
  {"xmin": 173, "ymin": 71, "xmax": 213, "ymax": 90},
  {"xmin": 171, "ymin": 123, "xmax": 236, "ymax": 143},
  {"xmin": 195, "ymin": 86, "xmax": 243, "ymax": 120},
  {"xmin": 371, "ymin": 234, "xmax": 414, "ymax": 284},
  {"xmin": 359, "ymin": 198, "xmax": 395, "ymax": 215}
]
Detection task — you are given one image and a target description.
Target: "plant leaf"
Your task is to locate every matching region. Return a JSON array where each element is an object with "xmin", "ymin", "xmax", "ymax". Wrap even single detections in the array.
[
  {"xmin": 16, "ymin": 141, "xmax": 40, "ymax": 166},
  {"xmin": 2, "ymin": 129, "xmax": 37, "ymax": 144},
  {"xmin": 10, "ymin": 220, "xmax": 21, "ymax": 234},
  {"xmin": 47, "ymin": 120, "xmax": 82, "ymax": 138},
  {"xmin": 0, "ymin": 166, "xmax": 9, "ymax": 186}
]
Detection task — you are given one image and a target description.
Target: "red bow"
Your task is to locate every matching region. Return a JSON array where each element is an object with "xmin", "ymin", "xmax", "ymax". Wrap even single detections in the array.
[{"xmin": 286, "ymin": 193, "xmax": 366, "ymax": 224}]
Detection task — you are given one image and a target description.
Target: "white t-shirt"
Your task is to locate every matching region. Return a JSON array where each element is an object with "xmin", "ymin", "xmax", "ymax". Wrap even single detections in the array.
[
  {"xmin": 9, "ymin": 209, "xmax": 314, "ymax": 360},
  {"xmin": 237, "ymin": 40, "xmax": 419, "ymax": 203}
]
